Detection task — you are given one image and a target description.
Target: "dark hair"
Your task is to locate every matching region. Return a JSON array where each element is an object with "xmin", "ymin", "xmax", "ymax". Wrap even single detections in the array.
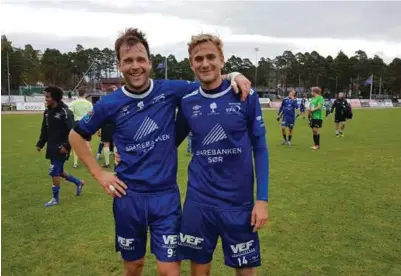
[
  {"xmin": 44, "ymin": 86, "xmax": 63, "ymax": 102},
  {"xmin": 77, "ymin": 86, "xmax": 87, "ymax": 97},
  {"xmin": 115, "ymin": 28, "xmax": 150, "ymax": 61}
]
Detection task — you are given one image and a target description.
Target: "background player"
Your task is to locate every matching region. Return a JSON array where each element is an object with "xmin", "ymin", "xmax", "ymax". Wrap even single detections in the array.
[
  {"xmin": 297, "ymin": 95, "xmax": 307, "ymax": 119},
  {"xmin": 95, "ymin": 85, "xmax": 117, "ymax": 162},
  {"xmin": 330, "ymin": 92, "xmax": 351, "ymax": 137},
  {"xmin": 277, "ymin": 88, "xmax": 299, "ymax": 145},
  {"xmin": 36, "ymin": 86, "xmax": 84, "ymax": 207},
  {"xmin": 70, "ymin": 86, "xmax": 93, "ymax": 168},
  {"xmin": 324, "ymin": 100, "xmax": 332, "ymax": 118},
  {"xmin": 175, "ymin": 34, "xmax": 269, "ymax": 276},
  {"xmin": 308, "ymin": 87, "xmax": 325, "ymax": 150},
  {"xmin": 69, "ymin": 28, "xmax": 252, "ymax": 276}
]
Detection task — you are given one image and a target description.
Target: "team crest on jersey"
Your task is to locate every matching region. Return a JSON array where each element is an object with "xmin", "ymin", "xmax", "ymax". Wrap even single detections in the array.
[
  {"xmin": 83, "ymin": 109, "xmax": 94, "ymax": 123},
  {"xmin": 137, "ymin": 101, "xmax": 144, "ymax": 110}
]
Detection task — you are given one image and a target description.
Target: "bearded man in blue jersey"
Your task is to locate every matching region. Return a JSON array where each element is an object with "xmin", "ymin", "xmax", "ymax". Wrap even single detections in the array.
[
  {"xmin": 175, "ymin": 34, "xmax": 269, "ymax": 276},
  {"xmin": 69, "ymin": 28, "xmax": 251, "ymax": 276}
]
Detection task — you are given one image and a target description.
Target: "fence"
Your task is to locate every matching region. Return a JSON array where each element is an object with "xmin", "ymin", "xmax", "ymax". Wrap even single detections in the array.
[
  {"xmin": 1, "ymin": 96, "xmax": 78, "ymax": 111},
  {"xmin": 1, "ymin": 96, "xmax": 400, "ymax": 112}
]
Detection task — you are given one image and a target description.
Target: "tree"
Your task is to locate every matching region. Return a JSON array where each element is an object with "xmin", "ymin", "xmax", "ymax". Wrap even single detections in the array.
[{"xmin": 1, "ymin": 36, "xmax": 400, "ymax": 97}]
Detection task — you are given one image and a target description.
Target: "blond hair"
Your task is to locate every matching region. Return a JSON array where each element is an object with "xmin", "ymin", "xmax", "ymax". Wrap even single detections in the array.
[
  {"xmin": 312, "ymin": 86, "xmax": 321, "ymax": 95},
  {"xmin": 187, "ymin": 33, "xmax": 224, "ymax": 57}
]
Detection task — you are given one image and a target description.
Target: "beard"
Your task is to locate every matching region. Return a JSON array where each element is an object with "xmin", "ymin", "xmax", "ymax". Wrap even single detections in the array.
[{"xmin": 123, "ymin": 71, "xmax": 150, "ymax": 91}]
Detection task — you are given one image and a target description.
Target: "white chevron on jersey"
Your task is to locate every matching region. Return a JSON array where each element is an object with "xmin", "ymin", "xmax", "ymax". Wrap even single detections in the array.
[
  {"xmin": 134, "ymin": 117, "xmax": 159, "ymax": 141},
  {"xmin": 202, "ymin": 123, "xmax": 227, "ymax": 146}
]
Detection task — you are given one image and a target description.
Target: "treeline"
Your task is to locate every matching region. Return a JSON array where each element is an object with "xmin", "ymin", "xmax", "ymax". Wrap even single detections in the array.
[{"xmin": 1, "ymin": 35, "xmax": 401, "ymax": 97}]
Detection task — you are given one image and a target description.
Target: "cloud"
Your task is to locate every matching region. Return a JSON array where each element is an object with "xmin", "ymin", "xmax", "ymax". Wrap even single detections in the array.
[
  {"xmin": 2, "ymin": 1, "xmax": 400, "ymax": 64},
  {"xmin": 23, "ymin": 0, "xmax": 400, "ymax": 41}
]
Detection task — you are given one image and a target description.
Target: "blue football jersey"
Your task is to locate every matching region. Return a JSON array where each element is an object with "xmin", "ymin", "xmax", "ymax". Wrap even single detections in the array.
[
  {"xmin": 179, "ymin": 80, "xmax": 266, "ymax": 208},
  {"xmin": 77, "ymin": 79, "xmax": 199, "ymax": 193},
  {"xmin": 279, "ymin": 97, "xmax": 299, "ymax": 120},
  {"xmin": 301, "ymin": 98, "xmax": 306, "ymax": 108}
]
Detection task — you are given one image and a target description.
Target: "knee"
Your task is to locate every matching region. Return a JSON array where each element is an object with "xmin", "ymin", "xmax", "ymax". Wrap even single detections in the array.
[
  {"xmin": 235, "ymin": 267, "xmax": 256, "ymax": 276},
  {"xmin": 157, "ymin": 261, "xmax": 180, "ymax": 276},
  {"xmin": 124, "ymin": 258, "xmax": 145, "ymax": 274},
  {"xmin": 191, "ymin": 262, "xmax": 211, "ymax": 276}
]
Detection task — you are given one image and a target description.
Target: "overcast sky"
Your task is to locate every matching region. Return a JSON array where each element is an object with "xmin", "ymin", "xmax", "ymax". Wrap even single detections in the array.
[{"xmin": 2, "ymin": 0, "xmax": 401, "ymax": 64}]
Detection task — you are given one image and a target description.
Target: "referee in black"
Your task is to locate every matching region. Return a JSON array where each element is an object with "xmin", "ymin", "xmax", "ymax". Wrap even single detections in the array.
[{"xmin": 330, "ymin": 92, "xmax": 351, "ymax": 137}]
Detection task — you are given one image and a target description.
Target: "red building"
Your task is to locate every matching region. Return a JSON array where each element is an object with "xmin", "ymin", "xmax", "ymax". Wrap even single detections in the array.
[{"xmin": 99, "ymin": 78, "xmax": 125, "ymax": 92}]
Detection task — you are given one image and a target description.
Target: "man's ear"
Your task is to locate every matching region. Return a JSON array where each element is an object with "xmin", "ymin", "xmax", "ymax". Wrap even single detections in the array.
[{"xmin": 189, "ymin": 59, "xmax": 196, "ymax": 73}]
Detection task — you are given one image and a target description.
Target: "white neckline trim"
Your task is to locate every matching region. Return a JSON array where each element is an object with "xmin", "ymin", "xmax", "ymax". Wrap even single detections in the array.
[
  {"xmin": 199, "ymin": 84, "xmax": 232, "ymax": 99},
  {"xmin": 121, "ymin": 79, "xmax": 154, "ymax": 99}
]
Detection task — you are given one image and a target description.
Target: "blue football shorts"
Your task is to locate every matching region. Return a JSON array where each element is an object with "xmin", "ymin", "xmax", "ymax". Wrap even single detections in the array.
[
  {"xmin": 281, "ymin": 118, "xmax": 295, "ymax": 129},
  {"xmin": 113, "ymin": 186, "xmax": 182, "ymax": 262},
  {"xmin": 178, "ymin": 200, "xmax": 261, "ymax": 268},
  {"xmin": 48, "ymin": 159, "xmax": 65, "ymax": 177}
]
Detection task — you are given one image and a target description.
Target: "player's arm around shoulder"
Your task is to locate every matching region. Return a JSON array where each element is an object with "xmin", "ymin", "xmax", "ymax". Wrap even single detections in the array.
[
  {"xmin": 164, "ymin": 79, "xmax": 200, "ymax": 103},
  {"xmin": 167, "ymin": 72, "xmax": 252, "ymax": 102},
  {"xmin": 223, "ymin": 72, "xmax": 252, "ymax": 101}
]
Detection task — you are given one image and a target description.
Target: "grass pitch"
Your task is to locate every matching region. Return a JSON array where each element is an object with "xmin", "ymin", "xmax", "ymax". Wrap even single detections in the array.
[{"xmin": 1, "ymin": 109, "xmax": 401, "ymax": 276}]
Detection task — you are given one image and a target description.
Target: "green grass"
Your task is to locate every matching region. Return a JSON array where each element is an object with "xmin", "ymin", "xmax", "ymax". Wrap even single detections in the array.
[{"xmin": 2, "ymin": 109, "xmax": 401, "ymax": 276}]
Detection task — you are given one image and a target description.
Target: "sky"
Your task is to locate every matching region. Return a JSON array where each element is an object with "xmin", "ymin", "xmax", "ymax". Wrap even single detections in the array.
[{"xmin": 2, "ymin": 0, "xmax": 401, "ymax": 64}]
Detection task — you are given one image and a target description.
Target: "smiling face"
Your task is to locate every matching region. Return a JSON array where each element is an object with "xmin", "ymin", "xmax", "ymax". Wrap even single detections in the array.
[
  {"xmin": 188, "ymin": 36, "xmax": 225, "ymax": 90},
  {"xmin": 44, "ymin": 91, "xmax": 55, "ymax": 107},
  {"xmin": 118, "ymin": 42, "xmax": 152, "ymax": 92}
]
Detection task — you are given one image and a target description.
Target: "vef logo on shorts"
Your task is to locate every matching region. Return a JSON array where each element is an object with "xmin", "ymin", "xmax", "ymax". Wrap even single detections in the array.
[
  {"xmin": 162, "ymin": 235, "xmax": 178, "ymax": 247},
  {"xmin": 48, "ymin": 164, "xmax": 55, "ymax": 174},
  {"xmin": 117, "ymin": 236, "xmax": 135, "ymax": 250},
  {"xmin": 178, "ymin": 233, "xmax": 204, "ymax": 250},
  {"xmin": 230, "ymin": 240, "xmax": 256, "ymax": 257}
]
